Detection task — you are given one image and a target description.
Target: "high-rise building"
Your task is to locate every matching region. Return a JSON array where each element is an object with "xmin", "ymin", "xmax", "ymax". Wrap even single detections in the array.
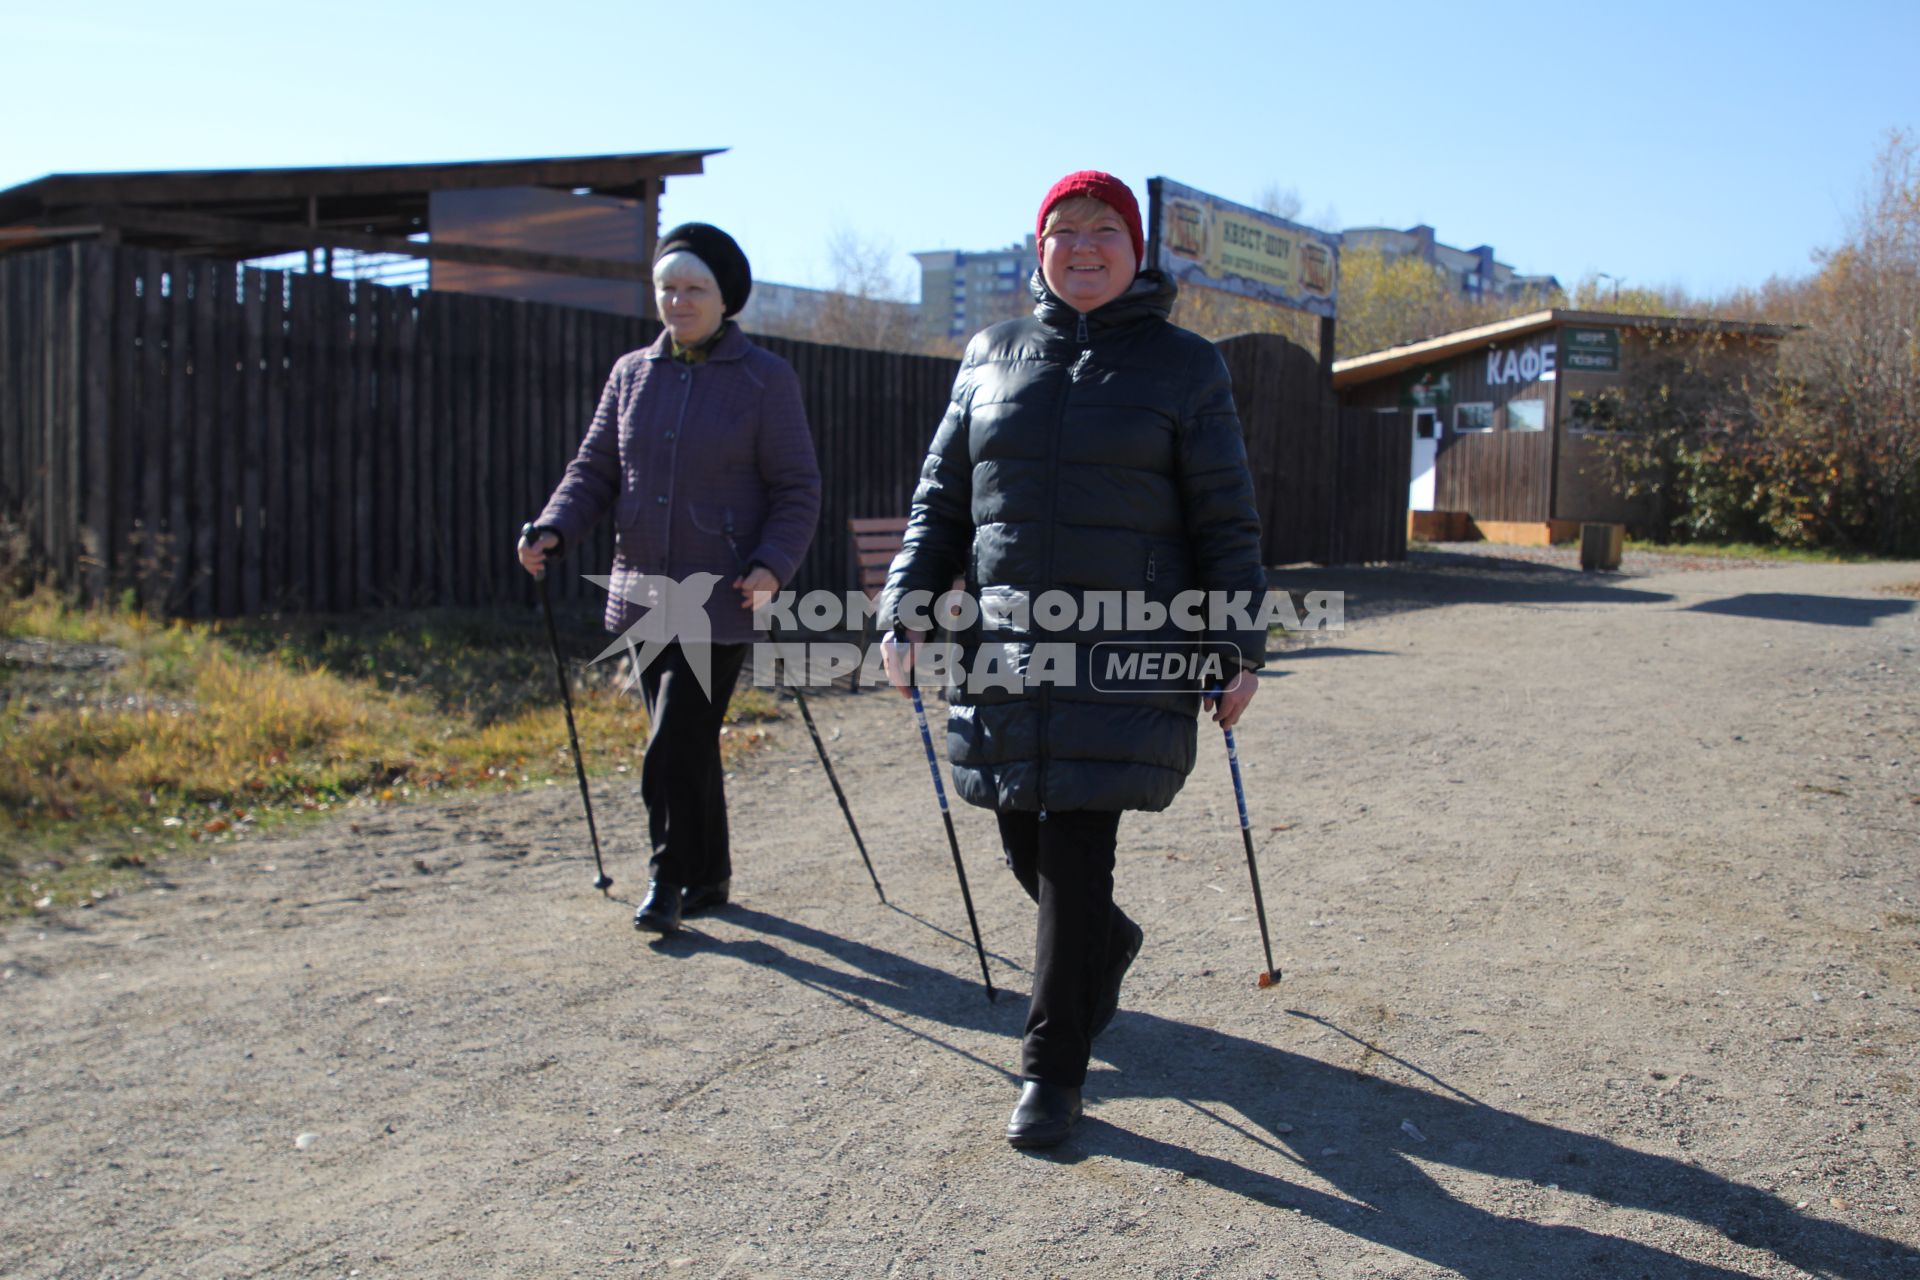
[
  {"xmin": 912, "ymin": 235, "xmax": 1040, "ymax": 340},
  {"xmin": 1340, "ymin": 224, "xmax": 1560, "ymax": 301}
]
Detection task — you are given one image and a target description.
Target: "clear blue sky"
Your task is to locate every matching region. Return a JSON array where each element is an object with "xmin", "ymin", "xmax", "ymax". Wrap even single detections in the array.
[{"xmin": 5, "ymin": 0, "xmax": 1915, "ymax": 302}]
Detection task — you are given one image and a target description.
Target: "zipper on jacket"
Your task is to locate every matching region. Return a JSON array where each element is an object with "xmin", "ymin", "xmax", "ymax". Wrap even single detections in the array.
[
  {"xmin": 1146, "ymin": 552, "xmax": 1156, "ymax": 584},
  {"xmin": 654, "ymin": 361, "xmax": 693, "ymax": 573},
  {"xmin": 1035, "ymin": 317, "xmax": 1088, "ymax": 813}
]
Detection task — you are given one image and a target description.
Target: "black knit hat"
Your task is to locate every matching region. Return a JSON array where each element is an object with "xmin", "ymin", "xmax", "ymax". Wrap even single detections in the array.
[{"xmin": 654, "ymin": 222, "xmax": 752, "ymax": 317}]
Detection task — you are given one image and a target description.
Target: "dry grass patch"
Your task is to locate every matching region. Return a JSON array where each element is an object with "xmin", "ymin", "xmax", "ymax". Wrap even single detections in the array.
[{"xmin": 1, "ymin": 592, "xmax": 777, "ymax": 915}]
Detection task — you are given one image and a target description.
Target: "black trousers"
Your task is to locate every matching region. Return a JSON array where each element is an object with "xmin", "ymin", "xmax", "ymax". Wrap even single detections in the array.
[
  {"xmin": 997, "ymin": 808, "xmax": 1136, "ymax": 1088},
  {"xmin": 637, "ymin": 641, "xmax": 748, "ymax": 889}
]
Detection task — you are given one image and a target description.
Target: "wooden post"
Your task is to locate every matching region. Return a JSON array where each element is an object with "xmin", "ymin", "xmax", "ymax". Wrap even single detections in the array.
[
  {"xmin": 216, "ymin": 261, "xmax": 242, "ymax": 616},
  {"xmin": 286, "ymin": 273, "xmax": 314, "ymax": 611},
  {"xmin": 81, "ymin": 243, "xmax": 115, "ymax": 603},
  {"xmin": 331, "ymin": 275, "xmax": 355, "ymax": 611},
  {"xmin": 351, "ymin": 281, "xmax": 375, "ymax": 610},
  {"xmin": 165, "ymin": 257, "xmax": 191, "ymax": 610},
  {"xmin": 640, "ymin": 177, "xmax": 659, "ymax": 321},
  {"xmin": 395, "ymin": 287, "xmax": 417, "ymax": 607},
  {"xmin": 53, "ymin": 246, "xmax": 78, "ymax": 591},
  {"xmin": 263, "ymin": 266, "xmax": 287, "ymax": 610},
  {"xmin": 190, "ymin": 258, "xmax": 218, "ymax": 617}
]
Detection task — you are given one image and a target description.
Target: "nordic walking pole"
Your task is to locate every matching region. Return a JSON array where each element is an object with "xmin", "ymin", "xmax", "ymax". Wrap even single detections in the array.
[
  {"xmin": 522, "ymin": 523, "xmax": 612, "ymax": 896},
  {"xmin": 727, "ymin": 521, "xmax": 884, "ymax": 902},
  {"xmin": 909, "ymin": 681, "xmax": 995, "ymax": 1002},
  {"xmin": 1214, "ymin": 685, "xmax": 1279, "ymax": 987},
  {"xmin": 773, "ymin": 623, "xmax": 887, "ymax": 904}
]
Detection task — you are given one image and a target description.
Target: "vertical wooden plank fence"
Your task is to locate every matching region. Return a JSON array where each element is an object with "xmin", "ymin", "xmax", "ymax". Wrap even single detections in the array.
[
  {"xmin": 0, "ymin": 243, "xmax": 1404, "ymax": 619},
  {"xmin": 1219, "ymin": 332, "xmax": 1408, "ymax": 566}
]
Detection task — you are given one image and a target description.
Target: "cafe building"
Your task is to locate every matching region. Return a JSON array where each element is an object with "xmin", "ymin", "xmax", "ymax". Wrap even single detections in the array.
[{"xmin": 1332, "ymin": 309, "xmax": 1790, "ymax": 543}]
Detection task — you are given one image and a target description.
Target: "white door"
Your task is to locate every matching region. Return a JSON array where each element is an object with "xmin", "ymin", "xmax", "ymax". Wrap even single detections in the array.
[{"xmin": 1410, "ymin": 407, "xmax": 1440, "ymax": 511}]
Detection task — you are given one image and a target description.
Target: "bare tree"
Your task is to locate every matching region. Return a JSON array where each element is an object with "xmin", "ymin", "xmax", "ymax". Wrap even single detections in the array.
[
  {"xmin": 1256, "ymin": 184, "xmax": 1303, "ymax": 222},
  {"xmin": 1304, "ymin": 202, "xmax": 1342, "ymax": 235},
  {"xmin": 1255, "ymin": 184, "xmax": 1338, "ymax": 233},
  {"xmin": 811, "ymin": 224, "xmax": 923, "ymax": 352}
]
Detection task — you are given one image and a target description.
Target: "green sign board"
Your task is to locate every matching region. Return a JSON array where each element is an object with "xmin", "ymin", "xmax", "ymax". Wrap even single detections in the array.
[{"xmin": 1562, "ymin": 326, "xmax": 1621, "ymax": 373}]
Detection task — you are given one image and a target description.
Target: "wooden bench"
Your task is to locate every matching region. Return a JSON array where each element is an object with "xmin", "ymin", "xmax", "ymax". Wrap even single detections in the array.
[
  {"xmin": 848, "ymin": 517, "xmax": 910, "ymax": 691},
  {"xmin": 849, "ymin": 516, "xmax": 909, "ymax": 606},
  {"xmin": 847, "ymin": 517, "xmax": 970, "ymax": 694}
]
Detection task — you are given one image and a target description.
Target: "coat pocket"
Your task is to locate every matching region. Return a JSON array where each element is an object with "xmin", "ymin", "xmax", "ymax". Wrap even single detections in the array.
[{"xmin": 687, "ymin": 500, "xmax": 753, "ymax": 572}]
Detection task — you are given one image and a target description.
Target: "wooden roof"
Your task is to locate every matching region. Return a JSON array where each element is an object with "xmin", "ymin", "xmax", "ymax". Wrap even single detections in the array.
[
  {"xmin": 1332, "ymin": 309, "xmax": 1795, "ymax": 389},
  {"xmin": 0, "ymin": 150, "xmax": 721, "ymax": 281}
]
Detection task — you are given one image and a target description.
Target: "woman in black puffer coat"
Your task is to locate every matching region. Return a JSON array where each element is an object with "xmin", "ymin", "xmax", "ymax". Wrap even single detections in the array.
[{"xmin": 880, "ymin": 171, "xmax": 1268, "ymax": 1149}]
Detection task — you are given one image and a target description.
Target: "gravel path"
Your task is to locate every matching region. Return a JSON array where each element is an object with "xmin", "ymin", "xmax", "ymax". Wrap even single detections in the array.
[{"xmin": 5, "ymin": 551, "xmax": 1919, "ymax": 1278}]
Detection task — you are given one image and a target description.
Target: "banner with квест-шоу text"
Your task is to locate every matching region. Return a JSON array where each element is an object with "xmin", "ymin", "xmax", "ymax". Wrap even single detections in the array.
[{"xmin": 1148, "ymin": 176, "xmax": 1339, "ymax": 318}]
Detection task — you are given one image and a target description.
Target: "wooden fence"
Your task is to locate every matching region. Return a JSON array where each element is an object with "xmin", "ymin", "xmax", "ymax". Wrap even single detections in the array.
[
  {"xmin": 0, "ymin": 242, "xmax": 1403, "ymax": 619},
  {"xmin": 1218, "ymin": 334, "xmax": 1408, "ymax": 567}
]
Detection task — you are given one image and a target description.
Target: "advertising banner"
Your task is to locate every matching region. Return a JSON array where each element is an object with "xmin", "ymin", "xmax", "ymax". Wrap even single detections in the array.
[{"xmin": 1148, "ymin": 177, "xmax": 1340, "ymax": 318}]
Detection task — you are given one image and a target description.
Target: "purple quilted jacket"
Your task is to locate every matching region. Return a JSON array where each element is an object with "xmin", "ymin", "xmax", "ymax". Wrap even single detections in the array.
[{"xmin": 534, "ymin": 323, "xmax": 822, "ymax": 645}]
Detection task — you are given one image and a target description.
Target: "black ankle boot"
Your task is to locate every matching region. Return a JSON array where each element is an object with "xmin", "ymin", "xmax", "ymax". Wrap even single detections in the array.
[
  {"xmin": 680, "ymin": 879, "xmax": 731, "ymax": 917},
  {"xmin": 634, "ymin": 880, "xmax": 684, "ymax": 934},
  {"xmin": 1006, "ymin": 1080, "xmax": 1082, "ymax": 1149}
]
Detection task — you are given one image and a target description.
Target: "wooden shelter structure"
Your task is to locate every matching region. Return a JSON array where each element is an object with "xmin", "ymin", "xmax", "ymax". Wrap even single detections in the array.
[{"xmin": 0, "ymin": 150, "xmax": 720, "ymax": 317}]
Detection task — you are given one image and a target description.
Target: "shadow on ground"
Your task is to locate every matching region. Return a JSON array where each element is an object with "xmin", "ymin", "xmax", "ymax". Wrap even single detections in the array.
[
  {"xmin": 1684, "ymin": 593, "xmax": 1915, "ymax": 628},
  {"xmin": 705, "ymin": 907, "xmax": 1916, "ymax": 1280},
  {"xmin": 1273, "ymin": 550, "xmax": 1677, "ymax": 632}
]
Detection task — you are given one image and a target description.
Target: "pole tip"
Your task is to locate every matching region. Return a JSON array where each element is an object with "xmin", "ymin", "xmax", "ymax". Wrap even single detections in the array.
[
  {"xmin": 594, "ymin": 873, "xmax": 613, "ymax": 893},
  {"xmin": 1257, "ymin": 970, "xmax": 1278, "ymax": 989}
]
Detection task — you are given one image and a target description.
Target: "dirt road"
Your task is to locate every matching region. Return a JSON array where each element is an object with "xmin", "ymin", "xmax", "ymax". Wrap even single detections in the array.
[{"xmin": 5, "ymin": 550, "xmax": 1918, "ymax": 1278}]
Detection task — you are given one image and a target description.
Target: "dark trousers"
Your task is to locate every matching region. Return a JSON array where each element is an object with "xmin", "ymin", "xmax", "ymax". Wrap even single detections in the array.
[
  {"xmin": 997, "ymin": 808, "xmax": 1134, "ymax": 1088},
  {"xmin": 637, "ymin": 641, "xmax": 748, "ymax": 889}
]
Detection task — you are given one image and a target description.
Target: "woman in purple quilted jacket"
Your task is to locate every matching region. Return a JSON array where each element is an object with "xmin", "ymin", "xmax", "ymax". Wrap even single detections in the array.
[{"xmin": 518, "ymin": 223, "xmax": 821, "ymax": 935}]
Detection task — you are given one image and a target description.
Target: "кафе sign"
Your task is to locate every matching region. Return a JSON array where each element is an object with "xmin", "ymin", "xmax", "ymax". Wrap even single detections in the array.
[{"xmin": 1487, "ymin": 341, "xmax": 1556, "ymax": 385}]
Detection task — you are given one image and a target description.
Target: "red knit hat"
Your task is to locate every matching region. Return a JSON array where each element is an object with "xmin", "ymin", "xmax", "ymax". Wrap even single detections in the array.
[{"xmin": 1037, "ymin": 170, "xmax": 1145, "ymax": 267}]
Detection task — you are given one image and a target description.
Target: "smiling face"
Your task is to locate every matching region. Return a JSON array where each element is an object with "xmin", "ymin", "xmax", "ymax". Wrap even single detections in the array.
[
  {"xmin": 1039, "ymin": 196, "xmax": 1139, "ymax": 314},
  {"xmin": 653, "ymin": 252, "xmax": 726, "ymax": 346}
]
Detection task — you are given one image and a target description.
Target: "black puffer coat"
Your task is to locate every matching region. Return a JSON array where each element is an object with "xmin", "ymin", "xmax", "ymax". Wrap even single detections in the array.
[{"xmin": 880, "ymin": 269, "xmax": 1267, "ymax": 813}]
